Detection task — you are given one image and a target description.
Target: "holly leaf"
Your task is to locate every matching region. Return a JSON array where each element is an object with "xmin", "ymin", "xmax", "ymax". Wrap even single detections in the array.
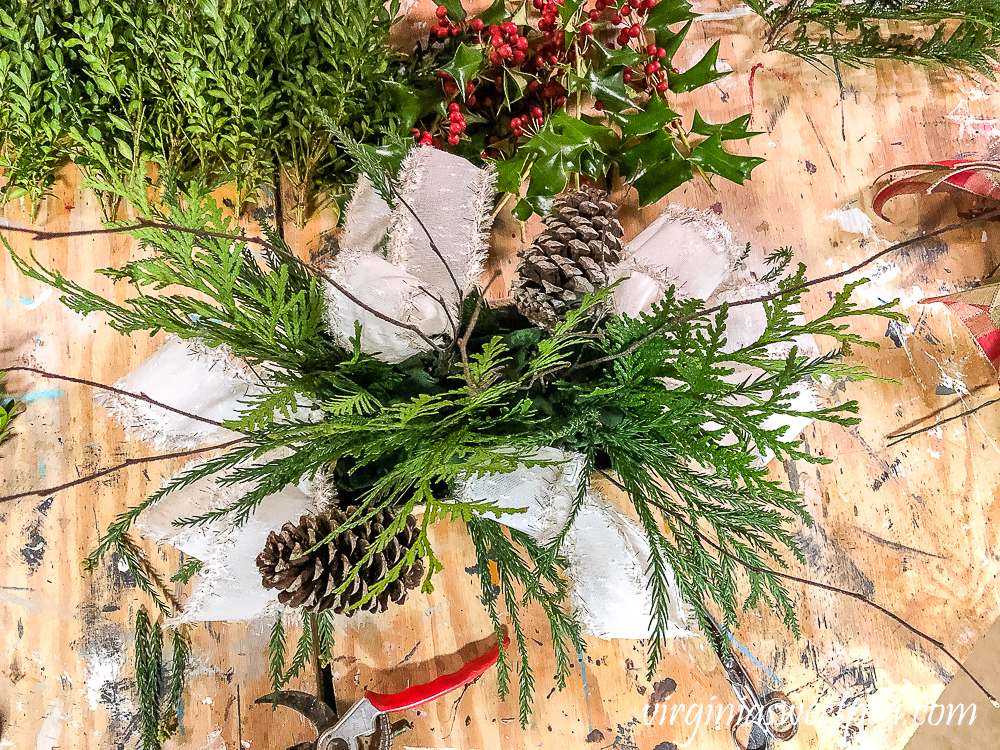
[
  {"xmin": 569, "ymin": 64, "xmax": 634, "ymax": 112},
  {"xmin": 548, "ymin": 110, "xmax": 621, "ymax": 156},
  {"xmin": 438, "ymin": 0, "xmax": 467, "ymax": 22},
  {"xmin": 503, "ymin": 69, "xmax": 530, "ymax": 109},
  {"xmin": 523, "ymin": 130, "xmax": 585, "ymax": 197},
  {"xmin": 616, "ymin": 96, "xmax": 680, "ymax": 141},
  {"xmin": 617, "ymin": 130, "xmax": 692, "ymax": 205},
  {"xmin": 475, "ymin": 0, "xmax": 506, "ymax": 25},
  {"xmin": 558, "ymin": 0, "xmax": 587, "ymax": 25},
  {"xmin": 691, "ymin": 111, "xmax": 762, "ymax": 141},
  {"xmin": 589, "ymin": 38, "xmax": 642, "ymax": 69},
  {"xmin": 668, "ymin": 40, "xmax": 728, "ymax": 93},
  {"xmin": 688, "ymin": 132, "xmax": 765, "ymax": 185},
  {"xmin": 644, "ymin": 0, "xmax": 697, "ymax": 36},
  {"xmin": 384, "ymin": 81, "xmax": 442, "ymax": 130},
  {"xmin": 656, "ymin": 20, "xmax": 692, "ymax": 62},
  {"xmin": 494, "ymin": 152, "xmax": 529, "ymax": 195},
  {"xmin": 440, "ymin": 43, "xmax": 483, "ymax": 97}
]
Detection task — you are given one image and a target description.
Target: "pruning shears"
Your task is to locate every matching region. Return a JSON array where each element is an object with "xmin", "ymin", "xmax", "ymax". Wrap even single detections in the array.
[
  {"xmin": 704, "ymin": 615, "xmax": 798, "ymax": 750},
  {"xmin": 257, "ymin": 635, "xmax": 509, "ymax": 750}
]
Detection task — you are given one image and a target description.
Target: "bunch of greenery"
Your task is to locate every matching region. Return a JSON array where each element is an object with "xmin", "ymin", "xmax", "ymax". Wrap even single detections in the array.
[
  {"xmin": 745, "ymin": 0, "xmax": 1000, "ymax": 76},
  {"xmin": 5, "ymin": 181, "xmax": 901, "ymax": 725},
  {"xmin": 399, "ymin": 0, "xmax": 765, "ymax": 218},
  {"xmin": 0, "ymin": 0, "xmax": 409, "ymax": 223}
]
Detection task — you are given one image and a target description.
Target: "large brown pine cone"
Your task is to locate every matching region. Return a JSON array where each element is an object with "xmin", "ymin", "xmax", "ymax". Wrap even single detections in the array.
[
  {"xmin": 256, "ymin": 507, "xmax": 424, "ymax": 615},
  {"xmin": 513, "ymin": 188, "xmax": 624, "ymax": 329}
]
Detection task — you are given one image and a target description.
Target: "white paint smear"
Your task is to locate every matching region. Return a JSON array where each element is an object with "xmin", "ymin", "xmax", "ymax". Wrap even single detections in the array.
[
  {"xmin": 85, "ymin": 652, "xmax": 123, "ymax": 711},
  {"xmin": 824, "ymin": 207, "xmax": 875, "ymax": 237},
  {"xmin": 35, "ymin": 699, "xmax": 64, "ymax": 750}
]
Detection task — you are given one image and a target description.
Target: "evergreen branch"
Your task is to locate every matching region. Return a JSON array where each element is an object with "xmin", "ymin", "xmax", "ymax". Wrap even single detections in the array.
[
  {"xmin": 170, "ymin": 556, "xmax": 203, "ymax": 585},
  {"xmin": 135, "ymin": 608, "xmax": 163, "ymax": 750},
  {"xmin": 2, "ymin": 365, "xmax": 228, "ymax": 429},
  {"xmin": 575, "ymin": 208, "xmax": 1000, "ymax": 371},
  {"xmin": 0, "ymin": 437, "xmax": 245, "ymax": 504},
  {"xmin": 268, "ymin": 613, "xmax": 288, "ymax": 693}
]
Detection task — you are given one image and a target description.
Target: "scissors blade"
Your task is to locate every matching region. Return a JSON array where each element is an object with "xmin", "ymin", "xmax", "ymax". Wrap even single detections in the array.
[{"xmin": 255, "ymin": 690, "xmax": 340, "ymax": 734}]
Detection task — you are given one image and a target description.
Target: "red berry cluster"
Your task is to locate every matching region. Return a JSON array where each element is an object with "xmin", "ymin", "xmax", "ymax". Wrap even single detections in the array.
[
  {"xmin": 608, "ymin": 0, "xmax": 659, "ymax": 48},
  {"xmin": 623, "ymin": 43, "xmax": 671, "ymax": 96},
  {"xmin": 486, "ymin": 22, "xmax": 529, "ymax": 66},
  {"xmin": 412, "ymin": 102, "xmax": 467, "ymax": 148},
  {"xmin": 509, "ymin": 106, "xmax": 546, "ymax": 137},
  {"xmin": 446, "ymin": 102, "xmax": 467, "ymax": 144},
  {"xmin": 433, "ymin": 5, "xmax": 459, "ymax": 37}
]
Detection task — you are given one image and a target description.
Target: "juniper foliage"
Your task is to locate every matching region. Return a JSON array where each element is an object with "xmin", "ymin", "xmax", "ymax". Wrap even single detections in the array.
[
  {"xmin": 747, "ymin": 0, "xmax": 1000, "ymax": 76},
  {"xmin": 6, "ymin": 185, "xmax": 902, "ymax": 722}
]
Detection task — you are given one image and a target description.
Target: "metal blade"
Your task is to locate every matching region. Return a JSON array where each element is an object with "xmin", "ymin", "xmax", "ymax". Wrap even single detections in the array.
[{"xmin": 255, "ymin": 690, "xmax": 339, "ymax": 734}]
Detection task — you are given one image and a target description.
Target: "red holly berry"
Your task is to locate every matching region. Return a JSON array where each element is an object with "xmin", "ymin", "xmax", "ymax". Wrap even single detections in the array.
[
  {"xmin": 628, "ymin": 23, "xmax": 641, "ymax": 37},
  {"xmin": 533, "ymin": 0, "xmax": 544, "ymax": 7},
  {"xmin": 512, "ymin": 49, "xmax": 526, "ymax": 64},
  {"xmin": 611, "ymin": 12, "xmax": 621, "ymax": 23},
  {"xmin": 491, "ymin": 34, "xmax": 503, "ymax": 47},
  {"xmin": 595, "ymin": 100, "xmax": 605, "ymax": 110},
  {"xmin": 644, "ymin": 62, "xmax": 655, "ymax": 74},
  {"xmin": 516, "ymin": 36, "xmax": 529, "ymax": 50},
  {"xmin": 623, "ymin": 70, "xmax": 632, "ymax": 81},
  {"xmin": 450, "ymin": 25, "xmax": 461, "ymax": 35},
  {"xmin": 581, "ymin": 22, "xmax": 593, "ymax": 35},
  {"xmin": 531, "ymin": 106, "xmax": 544, "ymax": 119},
  {"xmin": 620, "ymin": 4, "xmax": 632, "ymax": 15},
  {"xmin": 556, "ymin": 95, "xmax": 568, "ymax": 106},
  {"xmin": 499, "ymin": 44, "xmax": 512, "ymax": 58},
  {"xmin": 448, "ymin": 134, "xmax": 460, "ymax": 145},
  {"xmin": 501, "ymin": 21, "xmax": 517, "ymax": 34},
  {"xmin": 538, "ymin": 17, "xmax": 551, "ymax": 30},
  {"xmin": 656, "ymin": 80, "xmax": 668, "ymax": 93},
  {"xmin": 435, "ymin": 26, "xmax": 449, "ymax": 37},
  {"xmin": 511, "ymin": 116, "xmax": 522, "ymax": 128},
  {"xmin": 589, "ymin": 8, "xmax": 600, "ymax": 20},
  {"xmin": 489, "ymin": 24, "xmax": 500, "ymax": 35},
  {"xmin": 470, "ymin": 18, "xmax": 484, "ymax": 32},
  {"xmin": 435, "ymin": 5, "xmax": 449, "ymax": 19},
  {"xmin": 657, "ymin": 47, "xmax": 666, "ymax": 58},
  {"xmin": 646, "ymin": 44, "xmax": 657, "ymax": 55},
  {"xmin": 595, "ymin": 0, "xmax": 607, "ymax": 9},
  {"xmin": 616, "ymin": 30, "xmax": 629, "ymax": 45}
]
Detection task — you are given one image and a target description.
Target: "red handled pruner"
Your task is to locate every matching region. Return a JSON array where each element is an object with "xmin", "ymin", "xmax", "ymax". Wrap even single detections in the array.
[{"xmin": 257, "ymin": 635, "xmax": 509, "ymax": 750}]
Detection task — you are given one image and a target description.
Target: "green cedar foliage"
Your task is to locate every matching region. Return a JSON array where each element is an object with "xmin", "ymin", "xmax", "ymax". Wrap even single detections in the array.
[
  {"xmin": 7, "ymin": 186, "xmax": 903, "ymax": 722},
  {"xmin": 746, "ymin": 0, "xmax": 1000, "ymax": 76},
  {"xmin": 0, "ymin": 0, "xmax": 410, "ymax": 222},
  {"xmin": 0, "ymin": 372, "xmax": 19, "ymax": 453},
  {"xmin": 134, "ymin": 608, "xmax": 190, "ymax": 750}
]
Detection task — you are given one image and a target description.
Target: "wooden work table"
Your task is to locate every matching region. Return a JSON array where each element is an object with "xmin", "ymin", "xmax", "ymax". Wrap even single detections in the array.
[{"xmin": 3, "ymin": 2, "xmax": 1000, "ymax": 749}]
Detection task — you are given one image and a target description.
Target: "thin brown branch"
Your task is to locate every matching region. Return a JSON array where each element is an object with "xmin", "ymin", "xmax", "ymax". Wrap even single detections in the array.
[
  {"xmin": 576, "ymin": 207, "xmax": 1000, "ymax": 372},
  {"xmin": 598, "ymin": 470, "xmax": 1000, "ymax": 708},
  {"xmin": 2, "ymin": 217, "xmax": 444, "ymax": 352},
  {"xmin": 458, "ymin": 289, "xmax": 488, "ymax": 389},
  {"xmin": 387, "ymin": 176, "xmax": 462, "ymax": 300},
  {"xmin": 887, "ymin": 395, "xmax": 1000, "ymax": 447},
  {"xmin": 3, "ymin": 365, "xmax": 230, "ymax": 429},
  {"xmin": 0, "ymin": 437, "xmax": 245, "ymax": 504}
]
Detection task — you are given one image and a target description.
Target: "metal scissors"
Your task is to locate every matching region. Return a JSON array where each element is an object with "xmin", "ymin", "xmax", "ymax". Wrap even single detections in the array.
[
  {"xmin": 258, "ymin": 635, "xmax": 509, "ymax": 750},
  {"xmin": 704, "ymin": 615, "xmax": 798, "ymax": 750}
]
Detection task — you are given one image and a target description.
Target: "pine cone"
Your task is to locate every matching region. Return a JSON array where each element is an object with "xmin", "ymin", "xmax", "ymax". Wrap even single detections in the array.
[
  {"xmin": 513, "ymin": 188, "xmax": 624, "ymax": 329},
  {"xmin": 256, "ymin": 507, "xmax": 424, "ymax": 615}
]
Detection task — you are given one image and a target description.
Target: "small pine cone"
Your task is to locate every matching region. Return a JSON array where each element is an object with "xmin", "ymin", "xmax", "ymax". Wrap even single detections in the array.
[
  {"xmin": 256, "ymin": 506, "xmax": 424, "ymax": 615},
  {"xmin": 513, "ymin": 187, "xmax": 624, "ymax": 329}
]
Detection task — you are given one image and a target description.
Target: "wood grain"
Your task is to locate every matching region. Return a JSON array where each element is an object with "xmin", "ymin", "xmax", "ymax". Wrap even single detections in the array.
[{"xmin": 3, "ymin": 3, "xmax": 1000, "ymax": 749}]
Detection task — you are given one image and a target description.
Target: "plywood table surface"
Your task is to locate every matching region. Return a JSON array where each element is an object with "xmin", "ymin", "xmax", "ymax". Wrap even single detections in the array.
[{"xmin": 3, "ymin": 5, "xmax": 1000, "ymax": 750}]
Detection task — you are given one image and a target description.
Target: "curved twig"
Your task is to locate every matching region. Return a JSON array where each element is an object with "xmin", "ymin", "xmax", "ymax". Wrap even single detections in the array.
[
  {"xmin": 3, "ymin": 365, "xmax": 231, "ymax": 429},
  {"xmin": 0, "ymin": 437, "xmax": 245, "ymax": 504},
  {"xmin": 598, "ymin": 470, "xmax": 1000, "ymax": 708}
]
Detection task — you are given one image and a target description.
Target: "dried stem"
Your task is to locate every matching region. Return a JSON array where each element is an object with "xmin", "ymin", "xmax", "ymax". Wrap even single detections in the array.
[
  {"xmin": 387, "ymin": 177, "xmax": 462, "ymax": 300},
  {"xmin": 887, "ymin": 395, "xmax": 1000, "ymax": 447},
  {"xmin": 2, "ymin": 365, "xmax": 230, "ymax": 429},
  {"xmin": 0, "ymin": 437, "xmax": 245, "ymax": 504},
  {"xmin": 0, "ymin": 218, "xmax": 442, "ymax": 352},
  {"xmin": 576, "ymin": 207, "xmax": 1000, "ymax": 372},
  {"xmin": 599, "ymin": 470, "xmax": 1000, "ymax": 708}
]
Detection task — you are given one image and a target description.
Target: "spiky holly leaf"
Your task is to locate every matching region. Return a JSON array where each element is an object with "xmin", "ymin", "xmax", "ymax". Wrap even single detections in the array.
[
  {"xmin": 645, "ymin": 0, "xmax": 698, "ymax": 48},
  {"xmin": 557, "ymin": 0, "xmax": 587, "ymax": 25},
  {"xmin": 494, "ymin": 152, "xmax": 530, "ymax": 196},
  {"xmin": 617, "ymin": 130, "xmax": 693, "ymax": 205},
  {"xmin": 615, "ymin": 96, "xmax": 681, "ymax": 140},
  {"xmin": 440, "ymin": 43, "xmax": 482, "ymax": 97},
  {"xmin": 657, "ymin": 20, "xmax": 693, "ymax": 63},
  {"xmin": 385, "ymin": 81, "xmax": 443, "ymax": 131},
  {"xmin": 688, "ymin": 132, "xmax": 765, "ymax": 185},
  {"xmin": 569, "ymin": 64, "xmax": 634, "ymax": 112},
  {"xmin": 668, "ymin": 40, "xmax": 728, "ymax": 93},
  {"xmin": 589, "ymin": 38, "xmax": 643, "ymax": 69},
  {"xmin": 691, "ymin": 112, "xmax": 763, "ymax": 141}
]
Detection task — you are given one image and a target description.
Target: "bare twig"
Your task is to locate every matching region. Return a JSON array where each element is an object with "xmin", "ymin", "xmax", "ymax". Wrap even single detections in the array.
[
  {"xmin": 0, "ymin": 217, "xmax": 443, "ymax": 353},
  {"xmin": 887, "ymin": 395, "xmax": 1000, "ymax": 447},
  {"xmin": 0, "ymin": 437, "xmax": 245, "ymax": 504},
  {"xmin": 2, "ymin": 365, "xmax": 231, "ymax": 429},
  {"xmin": 576, "ymin": 208, "xmax": 1000, "ymax": 372},
  {"xmin": 598, "ymin": 470, "xmax": 1000, "ymax": 708},
  {"xmin": 387, "ymin": 177, "xmax": 463, "ymax": 300}
]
